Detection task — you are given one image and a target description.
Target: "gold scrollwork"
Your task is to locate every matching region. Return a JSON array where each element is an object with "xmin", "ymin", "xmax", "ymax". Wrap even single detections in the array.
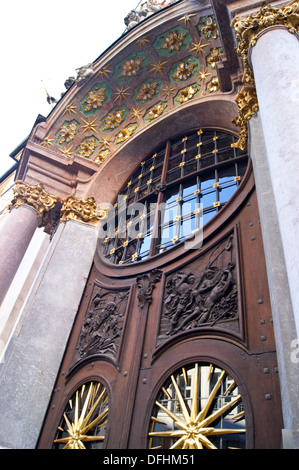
[
  {"xmin": 233, "ymin": 85, "xmax": 259, "ymax": 150},
  {"xmin": 231, "ymin": 1, "xmax": 299, "ymax": 149},
  {"xmin": 60, "ymin": 195, "xmax": 108, "ymax": 226},
  {"xmin": 231, "ymin": 0, "xmax": 299, "ymax": 85},
  {"xmin": 8, "ymin": 181, "xmax": 60, "ymax": 222}
]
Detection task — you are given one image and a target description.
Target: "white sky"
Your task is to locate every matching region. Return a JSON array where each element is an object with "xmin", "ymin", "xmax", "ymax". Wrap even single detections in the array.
[{"xmin": 0, "ymin": 0, "xmax": 140, "ymax": 176}]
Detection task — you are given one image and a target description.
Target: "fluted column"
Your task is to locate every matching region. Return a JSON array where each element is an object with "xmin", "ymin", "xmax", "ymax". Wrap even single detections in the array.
[{"xmin": 0, "ymin": 181, "xmax": 60, "ymax": 306}]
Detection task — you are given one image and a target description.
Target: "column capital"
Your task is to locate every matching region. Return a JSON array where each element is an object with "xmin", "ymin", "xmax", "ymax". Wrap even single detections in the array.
[
  {"xmin": 230, "ymin": 0, "xmax": 299, "ymax": 150},
  {"xmin": 8, "ymin": 181, "xmax": 60, "ymax": 224},
  {"xmin": 231, "ymin": 1, "xmax": 299, "ymax": 85},
  {"xmin": 60, "ymin": 195, "xmax": 108, "ymax": 226}
]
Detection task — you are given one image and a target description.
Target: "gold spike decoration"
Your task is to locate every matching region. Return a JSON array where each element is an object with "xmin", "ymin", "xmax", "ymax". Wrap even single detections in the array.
[
  {"xmin": 149, "ymin": 363, "xmax": 246, "ymax": 449},
  {"xmin": 54, "ymin": 381, "xmax": 108, "ymax": 449}
]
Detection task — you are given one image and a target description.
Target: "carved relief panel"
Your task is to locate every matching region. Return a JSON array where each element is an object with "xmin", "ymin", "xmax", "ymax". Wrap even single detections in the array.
[
  {"xmin": 157, "ymin": 231, "xmax": 242, "ymax": 345},
  {"xmin": 73, "ymin": 284, "xmax": 130, "ymax": 364}
]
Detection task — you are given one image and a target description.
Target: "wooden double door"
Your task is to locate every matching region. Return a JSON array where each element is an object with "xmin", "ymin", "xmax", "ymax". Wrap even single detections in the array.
[{"xmin": 38, "ymin": 170, "xmax": 283, "ymax": 449}]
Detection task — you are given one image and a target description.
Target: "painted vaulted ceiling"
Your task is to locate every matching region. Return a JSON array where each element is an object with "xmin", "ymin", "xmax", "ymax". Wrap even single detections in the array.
[{"xmin": 33, "ymin": 1, "xmax": 228, "ymax": 171}]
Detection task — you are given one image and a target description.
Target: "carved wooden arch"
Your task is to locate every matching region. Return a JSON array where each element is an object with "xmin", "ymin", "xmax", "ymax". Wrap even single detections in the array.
[{"xmin": 131, "ymin": 339, "xmax": 255, "ymax": 449}]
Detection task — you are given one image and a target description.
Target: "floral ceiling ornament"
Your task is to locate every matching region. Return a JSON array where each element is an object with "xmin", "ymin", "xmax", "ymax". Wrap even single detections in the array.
[
  {"xmin": 135, "ymin": 80, "xmax": 161, "ymax": 103},
  {"xmin": 171, "ymin": 59, "xmax": 198, "ymax": 81},
  {"xmin": 115, "ymin": 124, "xmax": 138, "ymax": 144},
  {"xmin": 94, "ymin": 149, "xmax": 111, "ymax": 165},
  {"xmin": 76, "ymin": 137, "xmax": 98, "ymax": 158},
  {"xmin": 206, "ymin": 47, "xmax": 223, "ymax": 69},
  {"xmin": 57, "ymin": 121, "xmax": 79, "ymax": 145},
  {"xmin": 158, "ymin": 30, "xmax": 187, "ymax": 52},
  {"xmin": 83, "ymin": 87, "xmax": 107, "ymax": 112},
  {"xmin": 198, "ymin": 15, "xmax": 219, "ymax": 39},
  {"xmin": 175, "ymin": 84, "xmax": 200, "ymax": 104},
  {"xmin": 206, "ymin": 77, "xmax": 220, "ymax": 93},
  {"xmin": 145, "ymin": 102, "xmax": 167, "ymax": 121},
  {"xmin": 102, "ymin": 108, "xmax": 127, "ymax": 131},
  {"xmin": 118, "ymin": 55, "xmax": 146, "ymax": 80}
]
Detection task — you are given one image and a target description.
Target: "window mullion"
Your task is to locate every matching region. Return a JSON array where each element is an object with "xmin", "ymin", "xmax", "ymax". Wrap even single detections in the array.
[{"xmin": 149, "ymin": 140, "xmax": 171, "ymax": 257}]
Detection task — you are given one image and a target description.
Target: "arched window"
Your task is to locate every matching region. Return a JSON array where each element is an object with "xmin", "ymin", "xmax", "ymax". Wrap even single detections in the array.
[{"xmin": 103, "ymin": 129, "xmax": 248, "ymax": 264}]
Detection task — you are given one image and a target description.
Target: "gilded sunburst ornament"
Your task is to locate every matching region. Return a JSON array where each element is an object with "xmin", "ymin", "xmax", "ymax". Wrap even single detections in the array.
[
  {"xmin": 114, "ymin": 86, "xmax": 131, "ymax": 104},
  {"xmin": 149, "ymin": 363, "xmax": 246, "ymax": 449},
  {"xmin": 62, "ymin": 101, "xmax": 77, "ymax": 117},
  {"xmin": 82, "ymin": 117, "xmax": 98, "ymax": 134},
  {"xmin": 189, "ymin": 39, "xmax": 210, "ymax": 56},
  {"xmin": 94, "ymin": 65, "xmax": 111, "ymax": 80},
  {"xmin": 149, "ymin": 59, "xmax": 168, "ymax": 76},
  {"xmin": 41, "ymin": 134, "xmax": 54, "ymax": 148},
  {"xmin": 54, "ymin": 382, "xmax": 108, "ymax": 449}
]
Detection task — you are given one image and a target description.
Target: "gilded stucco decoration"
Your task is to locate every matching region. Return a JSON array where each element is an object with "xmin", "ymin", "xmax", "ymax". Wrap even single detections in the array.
[
  {"xmin": 81, "ymin": 84, "xmax": 111, "ymax": 114},
  {"xmin": 232, "ymin": 0, "xmax": 299, "ymax": 85},
  {"xmin": 231, "ymin": 0, "xmax": 299, "ymax": 150},
  {"xmin": 145, "ymin": 102, "xmax": 167, "ymax": 121},
  {"xmin": 154, "ymin": 27, "xmax": 190, "ymax": 54},
  {"xmin": 115, "ymin": 53, "xmax": 147, "ymax": 81},
  {"xmin": 206, "ymin": 47, "xmax": 223, "ymax": 69},
  {"xmin": 170, "ymin": 57, "xmax": 199, "ymax": 82},
  {"xmin": 101, "ymin": 107, "xmax": 128, "ymax": 131},
  {"xmin": 198, "ymin": 15, "xmax": 219, "ymax": 39},
  {"xmin": 232, "ymin": 86, "xmax": 258, "ymax": 151},
  {"xmin": 174, "ymin": 84, "xmax": 200, "ymax": 104},
  {"xmin": 134, "ymin": 79, "xmax": 162, "ymax": 103},
  {"xmin": 56, "ymin": 121, "xmax": 79, "ymax": 145},
  {"xmin": 9, "ymin": 181, "xmax": 60, "ymax": 222},
  {"xmin": 115, "ymin": 124, "xmax": 138, "ymax": 144},
  {"xmin": 94, "ymin": 149, "xmax": 111, "ymax": 165},
  {"xmin": 76, "ymin": 136, "xmax": 98, "ymax": 158},
  {"xmin": 60, "ymin": 195, "xmax": 107, "ymax": 225},
  {"xmin": 41, "ymin": 134, "xmax": 54, "ymax": 148},
  {"xmin": 41, "ymin": 6, "xmax": 224, "ymax": 164}
]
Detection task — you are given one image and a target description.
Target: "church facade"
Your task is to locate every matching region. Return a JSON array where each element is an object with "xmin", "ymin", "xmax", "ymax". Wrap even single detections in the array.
[{"xmin": 0, "ymin": 0, "xmax": 298, "ymax": 449}]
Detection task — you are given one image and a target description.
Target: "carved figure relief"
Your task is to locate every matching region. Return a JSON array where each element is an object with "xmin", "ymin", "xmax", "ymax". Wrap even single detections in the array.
[
  {"xmin": 158, "ymin": 234, "xmax": 240, "ymax": 341},
  {"xmin": 76, "ymin": 286, "xmax": 129, "ymax": 359}
]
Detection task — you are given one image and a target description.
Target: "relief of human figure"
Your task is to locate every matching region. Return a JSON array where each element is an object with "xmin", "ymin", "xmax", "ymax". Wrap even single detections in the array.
[{"xmin": 164, "ymin": 261, "xmax": 236, "ymax": 335}]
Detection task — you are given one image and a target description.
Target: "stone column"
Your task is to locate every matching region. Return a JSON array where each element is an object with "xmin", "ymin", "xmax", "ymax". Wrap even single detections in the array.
[
  {"xmin": 0, "ymin": 194, "xmax": 107, "ymax": 449},
  {"xmin": 249, "ymin": 26, "xmax": 299, "ymax": 339},
  {"xmin": 0, "ymin": 181, "xmax": 60, "ymax": 306},
  {"xmin": 232, "ymin": 0, "xmax": 299, "ymax": 448}
]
